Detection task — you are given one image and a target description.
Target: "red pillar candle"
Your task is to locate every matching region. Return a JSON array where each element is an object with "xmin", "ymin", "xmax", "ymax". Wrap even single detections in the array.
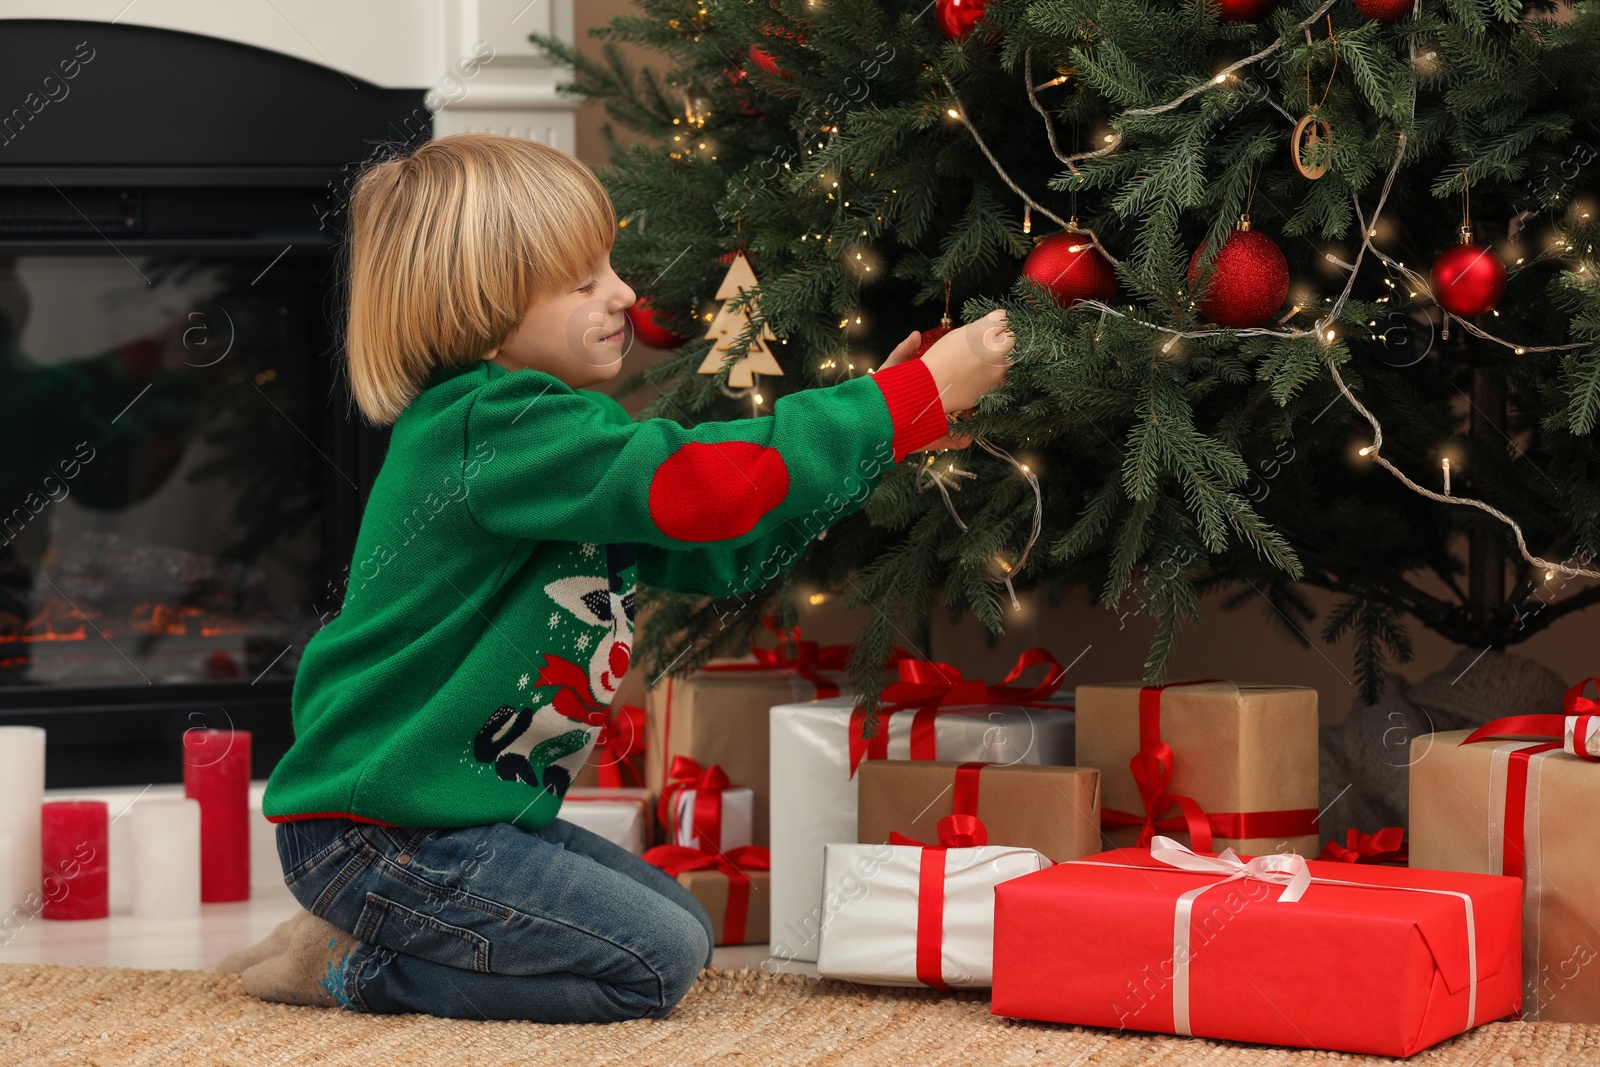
[
  {"xmin": 183, "ymin": 729, "xmax": 251, "ymax": 902},
  {"xmin": 40, "ymin": 800, "xmax": 109, "ymax": 920}
]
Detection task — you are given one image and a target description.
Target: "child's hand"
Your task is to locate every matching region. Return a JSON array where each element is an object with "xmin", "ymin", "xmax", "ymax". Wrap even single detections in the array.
[
  {"xmin": 878, "ymin": 331, "xmax": 973, "ymax": 452},
  {"xmin": 921, "ymin": 309, "xmax": 1013, "ymax": 414}
]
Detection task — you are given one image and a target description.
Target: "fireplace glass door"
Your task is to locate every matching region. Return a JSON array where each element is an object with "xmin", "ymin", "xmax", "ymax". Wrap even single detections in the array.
[{"xmin": 1, "ymin": 252, "xmax": 333, "ymax": 688}]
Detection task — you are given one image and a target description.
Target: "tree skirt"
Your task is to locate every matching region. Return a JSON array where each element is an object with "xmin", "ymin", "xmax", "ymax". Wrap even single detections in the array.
[{"xmin": 1, "ymin": 964, "xmax": 1597, "ymax": 1066}]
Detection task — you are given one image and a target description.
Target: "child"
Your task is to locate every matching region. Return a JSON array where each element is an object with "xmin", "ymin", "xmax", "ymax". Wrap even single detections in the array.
[{"xmin": 219, "ymin": 133, "xmax": 1013, "ymax": 1023}]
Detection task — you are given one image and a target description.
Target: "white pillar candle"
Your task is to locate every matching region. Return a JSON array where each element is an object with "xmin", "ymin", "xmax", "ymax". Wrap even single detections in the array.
[
  {"xmin": 0, "ymin": 726, "xmax": 46, "ymax": 915},
  {"xmin": 106, "ymin": 799, "xmax": 136, "ymax": 916},
  {"xmin": 130, "ymin": 799, "xmax": 201, "ymax": 921},
  {"xmin": 0, "ymin": 832, "xmax": 16, "ymax": 944}
]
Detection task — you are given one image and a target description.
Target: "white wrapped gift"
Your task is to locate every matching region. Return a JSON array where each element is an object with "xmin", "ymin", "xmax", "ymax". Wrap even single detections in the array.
[
  {"xmin": 1565, "ymin": 713, "xmax": 1600, "ymax": 760},
  {"xmin": 559, "ymin": 787, "xmax": 652, "ymax": 856},
  {"xmin": 769, "ymin": 690, "xmax": 1073, "ymax": 962},
  {"xmin": 817, "ymin": 838, "xmax": 1049, "ymax": 989},
  {"xmin": 673, "ymin": 785, "xmax": 755, "ymax": 853}
]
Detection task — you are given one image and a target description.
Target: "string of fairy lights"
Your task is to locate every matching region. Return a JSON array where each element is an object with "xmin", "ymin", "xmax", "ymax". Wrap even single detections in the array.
[{"xmin": 937, "ymin": 0, "xmax": 1600, "ymax": 582}]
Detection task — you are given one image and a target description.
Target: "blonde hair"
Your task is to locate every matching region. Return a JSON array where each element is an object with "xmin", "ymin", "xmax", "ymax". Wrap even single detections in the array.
[{"xmin": 344, "ymin": 133, "xmax": 615, "ymax": 425}]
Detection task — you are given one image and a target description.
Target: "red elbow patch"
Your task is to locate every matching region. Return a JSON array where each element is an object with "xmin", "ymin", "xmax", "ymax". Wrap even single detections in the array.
[{"xmin": 648, "ymin": 441, "xmax": 790, "ymax": 542}]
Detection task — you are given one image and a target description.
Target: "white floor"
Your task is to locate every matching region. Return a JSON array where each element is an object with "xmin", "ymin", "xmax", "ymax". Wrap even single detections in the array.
[
  {"xmin": 9, "ymin": 779, "xmax": 817, "ymax": 976},
  {"xmin": 0, "ymin": 877, "xmax": 816, "ymax": 977}
]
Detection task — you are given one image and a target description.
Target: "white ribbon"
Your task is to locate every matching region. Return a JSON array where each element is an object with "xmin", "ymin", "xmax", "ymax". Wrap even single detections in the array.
[
  {"xmin": 1073, "ymin": 838, "xmax": 1480, "ymax": 1039},
  {"xmin": 1148, "ymin": 835, "xmax": 1312, "ymax": 902}
]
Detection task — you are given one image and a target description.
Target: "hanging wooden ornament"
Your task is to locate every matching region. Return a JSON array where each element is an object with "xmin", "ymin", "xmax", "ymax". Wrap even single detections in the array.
[
  {"xmin": 1291, "ymin": 18, "xmax": 1338, "ymax": 181},
  {"xmin": 697, "ymin": 252, "xmax": 784, "ymax": 388}
]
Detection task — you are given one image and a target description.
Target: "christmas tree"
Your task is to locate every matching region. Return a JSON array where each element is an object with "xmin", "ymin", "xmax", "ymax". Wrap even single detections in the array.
[{"xmin": 534, "ymin": 0, "xmax": 1600, "ymax": 708}]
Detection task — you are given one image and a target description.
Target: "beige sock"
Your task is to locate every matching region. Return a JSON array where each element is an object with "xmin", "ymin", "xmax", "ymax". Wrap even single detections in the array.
[
  {"xmin": 215, "ymin": 908, "xmax": 311, "ymax": 974},
  {"xmin": 240, "ymin": 911, "xmax": 364, "ymax": 1009}
]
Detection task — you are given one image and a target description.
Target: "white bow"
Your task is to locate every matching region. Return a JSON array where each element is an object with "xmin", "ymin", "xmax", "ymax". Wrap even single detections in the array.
[{"xmin": 1148, "ymin": 835, "xmax": 1311, "ymax": 903}]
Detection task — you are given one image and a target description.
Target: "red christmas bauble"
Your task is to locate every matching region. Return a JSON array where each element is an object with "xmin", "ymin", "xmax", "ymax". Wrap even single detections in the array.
[
  {"xmin": 721, "ymin": 66, "xmax": 762, "ymax": 116},
  {"xmin": 1355, "ymin": 0, "xmax": 1413, "ymax": 21},
  {"xmin": 1022, "ymin": 231, "xmax": 1119, "ymax": 307},
  {"xmin": 1187, "ymin": 227, "xmax": 1290, "ymax": 328},
  {"xmin": 936, "ymin": 0, "xmax": 990, "ymax": 40},
  {"xmin": 1430, "ymin": 242, "xmax": 1507, "ymax": 316},
  {"xmin": 914, "ymin": 323, "xmax": 952, "ymax": 358},
  {"xmin": 625, "ymin": 297, "xmax": 689, "ymax": 349},
  {"xmin": 1216, "ymin": 0, "xmax": 1278, "ymax": 21}
]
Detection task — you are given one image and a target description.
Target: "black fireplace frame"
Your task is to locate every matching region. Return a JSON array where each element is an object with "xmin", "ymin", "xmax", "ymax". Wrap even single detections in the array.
[{"xmin": 0, "ymin": 19, "xmax": 429, "ymax": 787}]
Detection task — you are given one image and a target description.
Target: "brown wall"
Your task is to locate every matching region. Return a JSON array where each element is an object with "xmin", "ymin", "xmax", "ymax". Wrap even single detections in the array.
[{"xmin": 574, "ymin": 2, "xmax": 1599, "ymax": 724}]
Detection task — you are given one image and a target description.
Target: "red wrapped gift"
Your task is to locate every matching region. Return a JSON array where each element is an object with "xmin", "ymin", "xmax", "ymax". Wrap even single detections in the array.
[{"xmin": 992, "ymin": 837, "xmax": 1523, "ymax": 1057}]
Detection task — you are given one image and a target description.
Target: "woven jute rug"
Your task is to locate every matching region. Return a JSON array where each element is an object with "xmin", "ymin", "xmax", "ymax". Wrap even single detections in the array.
[{"xmin": 2, "ymin": 963, "xmax": 1598, "ymax": 1066}]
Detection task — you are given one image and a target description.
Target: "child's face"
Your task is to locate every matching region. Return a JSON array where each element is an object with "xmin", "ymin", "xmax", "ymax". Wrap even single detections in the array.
[{"xmin": 484, "ymin": 250, "xmax": 636, "ymax": 387}]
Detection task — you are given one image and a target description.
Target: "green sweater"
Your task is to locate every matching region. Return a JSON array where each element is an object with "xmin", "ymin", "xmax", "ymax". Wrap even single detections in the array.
[{"xmin": 262, "ymin": 355, "xmax": 947, "ymax": 831}]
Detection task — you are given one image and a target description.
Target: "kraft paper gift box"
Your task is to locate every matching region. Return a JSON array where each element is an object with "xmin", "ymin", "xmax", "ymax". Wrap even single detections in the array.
[
  {"xmin": 816, "ymin": 836, "xmax": 1049, "ymax": 989},
  {"xmin": 991, "ymin": 839, "xmax": 1524, "ymax": 1057},
  {"xmin": 644, "ymin": 844, "xmax": 770, "ymax": 946},
  {"xmin": 857, "ymin": 760, "xmax": 1100, "ymax": 862},
  {"xmin": 1411, "ymin": 707, "xmax": 1600, "ymax": 1022},
  {"xmin": 647, "ymin": 640, "xmax": 881, "ymax": 848},
  {"xmin": 1075, "ymin": 680, "xmax": 1319, "ymax": 857},
  {"xmin": 769, "ymin": 652, "xmax": 1073, "ymax": 964},
  {"xmin": 558, "ymin": 788, "xmax": 651, "ymax": 856}
]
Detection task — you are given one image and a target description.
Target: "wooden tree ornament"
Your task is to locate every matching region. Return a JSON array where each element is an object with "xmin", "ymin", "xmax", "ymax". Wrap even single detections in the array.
[{"xmin": 697, "ymin": 252, "xmax": 784, "ymax": 388}]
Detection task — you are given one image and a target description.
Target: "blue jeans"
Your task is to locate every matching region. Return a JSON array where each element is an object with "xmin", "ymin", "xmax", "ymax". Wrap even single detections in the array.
[{"xmin": 274, "ymin": 816, "xmax": 714, "ymax": 1023}]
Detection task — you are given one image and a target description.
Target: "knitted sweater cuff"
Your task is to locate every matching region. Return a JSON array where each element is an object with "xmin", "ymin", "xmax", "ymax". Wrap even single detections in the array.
[{"xmin": 869, "ymin": 357, "xmax": 948, "ymax": 462}]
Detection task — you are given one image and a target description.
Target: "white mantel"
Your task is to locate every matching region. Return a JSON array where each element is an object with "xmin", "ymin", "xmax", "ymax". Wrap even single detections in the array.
[{"xmin": 0, "ymin": 0, "xmax": 579, "ymax": 150}]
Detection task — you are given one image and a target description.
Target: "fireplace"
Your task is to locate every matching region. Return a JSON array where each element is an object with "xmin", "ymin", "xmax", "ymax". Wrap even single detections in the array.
[{"xmin": 0, "ymin": 18, "xmax": 436, "ymax": 787}]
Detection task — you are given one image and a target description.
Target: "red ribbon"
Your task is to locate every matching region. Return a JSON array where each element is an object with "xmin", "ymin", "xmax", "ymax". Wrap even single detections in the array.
[
  {"xmin": 887, "ymin": 814, "xmax": 991, "ymax": 993},
  {"xmin": 643, "ymin": 844, "xmax": 770, "ymax": 945},
  {"xmin": 1319, "ymin": 827, "xmax": 1409, "ymax": 864},
  {"xmin": 953, "ymin": 761, "xmax": 987, "ymax": 819},
  {"xmin": 560, "ymin": 703, "xmax": 644, "ymax": 789},
  {"xmin": 1459, "ymin": 678, "xmax": 1600, "ymax": 763},
  {"xmin": 699, "ymin": 617, "xmax": 915, "ymax": 700},
  {"xmin": 1461, "ymin": 722, "xmax": 1570, "ymax": 880},
  {"xmin": 847, "ymin": 649, "xmax": 1070, "ymax": 776},
  {"xmin": 657, "ymin": 756, "xmax": 732, "ymax": 853},
  {"xmin": 1099, "ymin": 681, "xmax": 1321, "ymax": 854}
]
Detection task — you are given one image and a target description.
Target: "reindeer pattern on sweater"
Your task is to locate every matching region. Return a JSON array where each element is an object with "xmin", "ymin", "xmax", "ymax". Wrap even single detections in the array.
[{"xmin": 471, "ymin": 541, "xmax": 636, "ymax": 801}]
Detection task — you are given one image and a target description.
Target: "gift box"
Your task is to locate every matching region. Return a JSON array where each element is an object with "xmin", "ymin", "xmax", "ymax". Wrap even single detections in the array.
[
  {"xmin": 1075, "ymin": 680, "xmax": 1319, "ymax": 857},
  {"xmin": 647, "ymin": 621, "xmax": 900, "ymax": 848},
  {"xmin": 857, "ymin": 760, "xmax": 1099, "ymax": 862},
  {"xmin": 658, "ymin": 756, "xmax": 754, "ymax": 852},
  {"xmin": 769, "ymin": 650, "xmax": 1074, "ymax": 963},
  {"xmin": 644, "ymin": 844, "xmax": 769, "ymax": 946},
  {"xmin": 817, "ymin": 819, "xmax": 1048, "ymax": 989},
  {"xmin": 558, "ymin": 788, "xmax": 651, "ymax": 856},
  {"xmin": 991, "ymin": 837, "xmax": 1523, "ymax": 1057},
  {"xmin": 1410, "ymin": 684, "xmax": 1600, "ymax": 1022}
]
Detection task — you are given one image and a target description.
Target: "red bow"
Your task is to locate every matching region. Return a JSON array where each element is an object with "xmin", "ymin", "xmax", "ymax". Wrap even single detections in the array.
[
  {"xmin": 536, "ymin": 654, "xmax": 610, "ymax": 718},
  {"xmin": 1460, "ymin": 678, "xmax": 1600, "ymax": 762},
  {"xmin": 700, "ymin": 617, "xmax": 914, "ymax": 699},
  {"xmin": 889, "ymin": 812, "xmax": 991, "ymax": 850},
  {"xmin": 1100, "ymin": 681, "xmax": 1320, "ymax": 854},
  {"xmin": 657, "ymin": 756, "xmax": 733, "ymax": 853},
  {"xmin": 643, "ymin": 844, "xmax": 770, "ymax": 945},
  {"xmin": 560, "ymin": 702, "xmax": 644, "ymax": 789},
  {"xmin": 847, "ymin": 648, "xmax": 1069, "ymax": 775},
  {"xmin": 1319, "ymin": 827, "xmax": 1408, "ymax": 865}
]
